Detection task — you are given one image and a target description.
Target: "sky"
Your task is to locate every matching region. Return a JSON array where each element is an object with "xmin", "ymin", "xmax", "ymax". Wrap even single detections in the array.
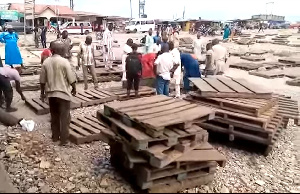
[{"xmin": 1, "ymin": 0, "xmax": 300, "ymax": 22}]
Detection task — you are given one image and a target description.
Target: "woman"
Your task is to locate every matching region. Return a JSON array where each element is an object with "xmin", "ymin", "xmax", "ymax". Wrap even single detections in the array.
[
  {"xmin": 223, "ymin": 24, "xmax": 231, "ymax": 40},
  {"xmin": 122, "ymin": 38, "xmax": 133, "ymax": 81},
  {"xmin": 0, "ymin": 25, "xmax": 23, "ymax": 69}
]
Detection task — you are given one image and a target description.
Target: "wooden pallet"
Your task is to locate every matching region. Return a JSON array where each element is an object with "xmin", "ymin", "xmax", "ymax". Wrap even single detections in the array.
[
  {"xmin": 187, "ymin": 96, "xmax": 277, "ymax": 117},
  {"xmin": 103, "ymin": 95, "xmax": 215, "ymax": 137},
  {"xmin": 278, "ymin": 57, "xmax": 300, "ymax": 65},
  {"xmin": 230, "ymin": 62, "xmax": 286, "ymax": 71},
  {"xmin": 240, "ymin": 56, "xmax": 265, "ymax": 62},
  {"xmin": 110, "ymin": 141, "xmax": 224, "ymax": 191},
  {"xmin": 286, "ymin": 78, "xmax": 300, "ymax": 87},
  {"xmin": 25, "ymin": 97, "xmax": 81, "ymax": 115},
  {"xmin": 21, "ymin": 80, "xmax": 40, "ymax": 91},
  {"xmin": 74, "ymin": 89, "xmax": 117, "ymax": 107},
  {"xmin": 77, "ymin": 74, "xmax": 122, "ymax": 83},
  {"xmin": 137, "ymin": 162, "xmax": 216, "ymax": 190},
  {"xmin": 69, "ymin": 115, "xmax": 115, "ymax": 144},
  {"xmin": 98, "ymin": 111, "xmax": 209, "ymax": 151},
  {"xmin": 95, "ymin": 67, "xmax": 122, "ymax": 76},
  {"xmin": 277, "ymin": 95, "xmax": 300, "ymax": 123},
  {"xmin": 198, "ymin": 113, "xmax": 282, "ymax": 146},
  {"xmin": 189, "ymin": 77, "xmax": 272, "ymax": 99},
  {"xmin": 108, "ymin": 86, "xmax": 156, "ymax": 100}
]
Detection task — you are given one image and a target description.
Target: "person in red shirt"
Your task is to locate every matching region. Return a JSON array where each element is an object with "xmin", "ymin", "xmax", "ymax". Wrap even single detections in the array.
[{"xmin": 41, "ymin": 41, "xmax": 54, "ymax": 64}]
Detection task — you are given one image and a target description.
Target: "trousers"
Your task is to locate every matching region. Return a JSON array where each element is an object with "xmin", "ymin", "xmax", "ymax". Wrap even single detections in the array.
[
  {"xmin": 156, "ymin": 75, "xmax": 169, "ymax": 96},
  {"xmin": 82, "ymin": 65, "xmax": 98, "ymax": 89},
  {"xmin": 103, "ymin": 47, "xmax": 115, "ymax": 68},
  {"xmin": 0, "ymin": 75, "xmax": 13, "ymax": 109},
  {"xmin": 41, "ymin": 36, "xmax": 46, "ymax": 48},
  {"xmin": 49, "ymin": 97, "xmax": 71, "ymax": 144}
]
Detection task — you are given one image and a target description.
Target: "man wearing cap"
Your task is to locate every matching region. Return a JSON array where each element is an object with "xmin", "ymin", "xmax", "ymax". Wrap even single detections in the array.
[{"xmin": 0, "ymin": 25, "xmax": 23, "ymax": 69}]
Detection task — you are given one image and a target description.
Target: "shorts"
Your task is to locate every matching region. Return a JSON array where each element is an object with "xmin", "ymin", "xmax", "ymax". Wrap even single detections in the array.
[{"xmin": 127, "ymin": 73, "xmax": 140, "ymax": 91}]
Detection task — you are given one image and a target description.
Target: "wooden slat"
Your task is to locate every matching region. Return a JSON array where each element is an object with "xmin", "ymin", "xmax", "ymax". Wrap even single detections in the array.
[
  {"xmin": 32, "ymin": 98, "xmax": 49, "ymax": 109},
  {"xmin": 71, "ymin": 118, "xmax": 100, "ymax": 134},
  {"xmin": 189, "ymin": 78, "xmax": 216, "ymax": 92},
  {"xmin": 69, "ymin": 123, "xmax": 91, "ymax": 136},
  {"xmin": 232, "ymin": 78, "xmax": 271, "ymax": 94},
  {"xmin": 119, "ymin": 98, "xmax": 177, "ymax": 112},
  {"xmin": 77, "ymin": 91, "xmax": 93, "ymax": 99},
  {"xmin": 217, "ymin": 77, "xmax": 253, "ymax": 93},
  {"xmin": 203, "ymin": 78, "xmax": 235, "ymax": 93}
]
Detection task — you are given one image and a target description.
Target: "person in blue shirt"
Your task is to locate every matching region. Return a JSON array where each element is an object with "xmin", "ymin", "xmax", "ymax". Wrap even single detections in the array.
[
  {"xmin": 153, "ymin": 31, "xmax": 160, "ymax": 44},
  {"xmin": 180, "ymin": 53, "xmax": 201, "ymax": 92}
]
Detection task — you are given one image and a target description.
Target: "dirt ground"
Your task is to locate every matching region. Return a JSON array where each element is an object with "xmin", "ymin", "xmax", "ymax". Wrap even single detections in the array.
[{"xmin": 0, "ymin": 29, "xmax": 300, "ymax": 193}]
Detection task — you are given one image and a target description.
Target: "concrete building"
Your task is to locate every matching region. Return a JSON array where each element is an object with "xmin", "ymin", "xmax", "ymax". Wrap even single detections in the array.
[{"xmin": 252, "ymin": 14, "xmax": 285, "ymax": 22}]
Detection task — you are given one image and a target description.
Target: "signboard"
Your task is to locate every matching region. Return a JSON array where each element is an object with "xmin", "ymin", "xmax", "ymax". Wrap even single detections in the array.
[{"xmin": 0, "ymin": 10, "xmax": 22, "ymax": 21}]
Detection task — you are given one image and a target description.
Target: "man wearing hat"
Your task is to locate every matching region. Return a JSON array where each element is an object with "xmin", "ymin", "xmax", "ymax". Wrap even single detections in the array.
[{"xmin": 0, "ymin": 25, "xmax": 23, "ymax": 69}]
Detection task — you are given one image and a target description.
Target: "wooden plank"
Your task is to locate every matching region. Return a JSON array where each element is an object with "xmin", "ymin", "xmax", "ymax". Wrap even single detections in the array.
[
  {"xmin": 76, "ymin": 117, "xmax": 102, "ymax": 134},
  {"xmin": 176, "ymin": 150, "xmax": 226, "ymax": 167},
  {"xmin": 84, "ymin": 90, "xmax": 105, "ymax": 99},
  {"xmin": 77, "ymin": 91, "xmax": 93, "ymax": 99},
  {"xmin": 217, "ymin": 77, "xmax": 253, "ymax": 93},
  {"xmin": 119, "ymin": 98, "xmax": 177, "ymax": 112},
  {"xmin": 32, "ymin": 98, "xmax": 49, "ymax": 109},
  {"xmin": 89, "ymin": 89, "xmax": 110, "ymax": 98},
  {"xmin": 203, "ymin": 78, "xmax": 235, "ymax": 93},
  {"xmin": 232, "ymin": 78, "xmax": 271, "ymax": 94},
  {"xmin": 126, "ymin": 100, "xmax": 191, "ymax": 117},
  {"xmin": 189, "ymin": 78, "xmax": 216, "ymax": 92},
  {"xmin": 25, "ymin": 98, "xmax": 49, "ymax": 115},
  {"xmin": 105, "ymin": 95, "xmax": 168, "ymax": 110},
  {"xmin": 142, "ymin": 106, "xmax": 214, "ymax": 130},
  {"xmin": 69, "ymin": 123, "xmax": 91, "ymax": 136}
]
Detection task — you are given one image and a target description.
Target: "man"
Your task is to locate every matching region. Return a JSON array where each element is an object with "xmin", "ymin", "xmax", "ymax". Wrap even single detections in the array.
[
  {"xmin": 41, "ymin": 41, "xmax": 55, "ymax": 64},
  {"xmin": 125, "ymin": 44, "xmax": 142, "ymax": 98},
  {"xmin": 122, "ymin": 38, "xmax": 133, "ymax": 81},
  {"xmin": 258, "ymin": 22, "xmax": 264, "ymax": 33},
  {"xmin": 153, "ymin": 31, "xmax": 160, "ymax": 44},
  {"xmin": 180, "ymin": 53, "xmax": 201, "ymax": 92},
  {"xmin": 77, "ymin": 36, "xmax": 99, "ymax": 90},
  {"xmin": 33, "ymin": 25, "xmax": 40, "ymax": 48},
  {"xmin": 40, "ymin": 41, "xmax": 76, "ymax": 146},
  {"xmin": 103, "ymin": 23, "xmax": 115, "ymax": 69},
  {"xmin": 154, "ymin": 44, "xmax": 178, "ymax": 96},
  {"xmin": 169, "ymin": 41, "xmax": 181, "ymax": 98},
  {"xmin": 58, "ymin": 30, "xmax": 73, "ymax": 60},
  {"xmin": 204, "ymin": 42, "xmax": 216, "ymax": 76},
  {"xmin": 41, "ymin": 26, "xmax": 47, "ymax": 48},
  {"xmin": 212, "ymin": 39, "xmax": 228, "ymax": 75},
  {"xmin": 0, "ymin": 66, "xmax": 25, "ymax": 112},
  {"xmin": 145, "ymin": 28, "xmax": 154, "ymax": 54},
  {"xmin": 192, "ymin": 33, "xmax": 205, "ymax": 61}
]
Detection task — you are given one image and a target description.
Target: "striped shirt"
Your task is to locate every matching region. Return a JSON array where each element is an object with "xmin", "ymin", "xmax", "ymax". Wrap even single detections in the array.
[{"xmin": 78, "ymin": 42, "xmax": 95, "ymax": 66}]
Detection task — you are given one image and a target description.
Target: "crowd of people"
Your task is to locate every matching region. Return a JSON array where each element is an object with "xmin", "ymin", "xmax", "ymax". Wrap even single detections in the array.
[{"xmin": 0, "ymin": 23, "xmax": 229, "ymax": 146}]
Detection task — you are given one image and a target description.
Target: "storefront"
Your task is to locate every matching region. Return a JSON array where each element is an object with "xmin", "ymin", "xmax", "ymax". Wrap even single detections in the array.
[{"xmin": 0, "ymin": 10, "xmax": 23, "ymax": 25}]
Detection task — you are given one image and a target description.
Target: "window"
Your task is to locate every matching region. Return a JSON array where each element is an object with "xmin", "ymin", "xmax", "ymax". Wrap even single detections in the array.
[{"xmin": 146, "ymin": 20, "xmax": 154, "ymax": 24}]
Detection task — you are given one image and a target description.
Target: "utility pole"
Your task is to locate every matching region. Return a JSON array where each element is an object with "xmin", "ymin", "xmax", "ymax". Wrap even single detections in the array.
[
  {"xmin": 70, "ymin": 0, "xmax": 74, "ymax": 10},
  {"xmin": 130, "ymin": 0, "xmax": 132, "ymax": 19},
  {"xmin": 24, "ymin": 0, "xmax": 35, "ymax": 43},
  {"xmin": 139, "ymin": 0, "xmax": 145, "ymax": 18},
  {"xmin": 183, "ymin": 6, "xmax": 185, "ymax": 19}
]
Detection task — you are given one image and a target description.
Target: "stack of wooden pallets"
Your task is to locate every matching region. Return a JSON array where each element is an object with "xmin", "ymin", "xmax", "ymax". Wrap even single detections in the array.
[
  {"xmin": 186, "ymin": 77, "xmax": 286, "ymax": 156},
  {"xmin": 97, "ymin": 95, "xmax": 226, "ymax": 192}
]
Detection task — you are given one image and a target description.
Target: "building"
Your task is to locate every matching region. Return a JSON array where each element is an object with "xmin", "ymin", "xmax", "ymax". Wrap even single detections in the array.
[
  {"xmin": 9, "ymin": 3, "xmax": 75, "ymax": 27},
  {"xmin": 251, "ymin": 14, "xmax": 285, "ymax": 22}
]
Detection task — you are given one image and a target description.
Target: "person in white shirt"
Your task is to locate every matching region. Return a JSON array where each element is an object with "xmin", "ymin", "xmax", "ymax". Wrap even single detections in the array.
[
  {"xmin": 103, "ymin": 23, "xmax": 115, "ymax": 69},
  {"xmin": 152, "ymin": 39, "xmax": 161, "ymax": 54},
  {"xmin": 169, "ymin": 41, "xmax": 181, "ymax": 98},
  {"xmin": 145, "ymin": 28, "xmax": 154, "ymax": 54},
  {"xmin": 154, "ymin": 43, "xmax": 179, "ymax": 96},
  {"xmin": 122, "ymin": 38, "xmax": 133, "ymax": 81},
  {"xmin": 212, "ymin": 39, "xmax": 229, "ymax": 75},
  {"xmin": 77, "ymin": 36, "xmax": 98, "ymax": 90},
  {"xmin": 192, "ymin": 33, "xmax": 205, "ymax": 61}
]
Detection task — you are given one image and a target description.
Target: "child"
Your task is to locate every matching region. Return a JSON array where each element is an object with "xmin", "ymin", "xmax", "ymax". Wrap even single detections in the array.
[{"xmin": 126, "ymin": 44, "xmax": 142, "ymax": 98}]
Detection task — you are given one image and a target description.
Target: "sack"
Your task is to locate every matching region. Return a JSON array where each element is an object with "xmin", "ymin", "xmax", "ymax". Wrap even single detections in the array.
[{"xmin": 127, "ymin": 54, "xmax": 142, "ymax": 75}]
